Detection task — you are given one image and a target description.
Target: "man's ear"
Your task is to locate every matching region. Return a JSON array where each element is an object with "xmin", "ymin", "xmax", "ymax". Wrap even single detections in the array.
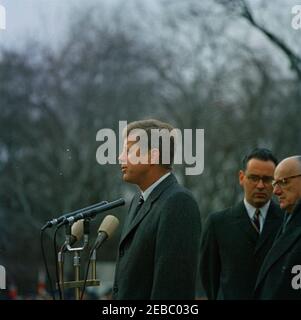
[
  {"xmin": 150, "ymin": 148, "xmax": 160, "ymax": 165},
  {"xmin": 239, "ymin": 170, "xmax": 245, "ymax": 187}
]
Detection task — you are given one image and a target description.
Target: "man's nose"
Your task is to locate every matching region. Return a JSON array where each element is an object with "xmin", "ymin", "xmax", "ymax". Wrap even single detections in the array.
[
  {"xmin": 256, "ymin": 179, "xmax": 265, "ymax": 188},
  {"xmin": 273, "ymin": 184, "xmax": 282, "ymax": 195},
  {"xmin": 118, "ymin": 151, "xmax": 126, "ymax": 163}
]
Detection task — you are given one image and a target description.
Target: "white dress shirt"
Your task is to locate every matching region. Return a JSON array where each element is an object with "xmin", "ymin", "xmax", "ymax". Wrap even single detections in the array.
[{"xmin": 243, "ymin": 198, "xmax": 270, "ymax": 233}]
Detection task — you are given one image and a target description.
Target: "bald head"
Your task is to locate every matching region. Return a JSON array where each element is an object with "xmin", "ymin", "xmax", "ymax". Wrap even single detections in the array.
[
  {"xmin": 273, "ymin": 155, "xmax": 301, "ymax": 212},
  {"xmin": 276, "ymin": 156, "xmax": 301, "ymax": 176}
]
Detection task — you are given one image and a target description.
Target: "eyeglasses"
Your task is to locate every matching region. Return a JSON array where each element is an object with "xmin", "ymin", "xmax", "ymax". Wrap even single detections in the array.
[
  {"xmin": 246, "ymin": 174, "xmax": 274, "ymax": 185},
  {"xmin": 272, "ymin": 174, "xmax": 301, "ymax": 189}
]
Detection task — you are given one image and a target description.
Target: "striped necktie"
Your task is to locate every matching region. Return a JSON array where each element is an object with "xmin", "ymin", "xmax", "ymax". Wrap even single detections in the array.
[{"xmin": 252, "ymin": 209, "xmax": 261, "ymax": 233}]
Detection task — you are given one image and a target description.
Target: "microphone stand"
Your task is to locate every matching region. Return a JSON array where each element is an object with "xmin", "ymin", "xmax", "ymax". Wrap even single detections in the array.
[
  {"xmin": 73, "ymin": 250, "xmax": 81, "ymax": 300},
  {"xmin": 57, "ymin": 219, "xmax": 100, "ymax": 300},
  {"xmin": 91, "ymin": 249, "xmax": 97, "ymax": 281},
  {"xmin": 58, "ymin": 249, "xmax": 65, "ymax": 300}
]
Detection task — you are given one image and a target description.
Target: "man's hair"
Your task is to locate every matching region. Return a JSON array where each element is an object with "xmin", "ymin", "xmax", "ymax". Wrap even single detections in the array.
[
  {"xmin": 242, "ymin": 148, "xmax": 278, "ymax": 171},
  {"xmin": 126, "ymin": 119, "xmax": 175, "ymax": 170}
]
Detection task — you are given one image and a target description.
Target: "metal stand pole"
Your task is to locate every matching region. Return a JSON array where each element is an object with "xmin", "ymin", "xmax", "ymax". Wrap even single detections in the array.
[
  {"xmin": 74, "ymin": 251, "xmax": 81, "ymax": 300},
  {"xmin": 58, "ymin": 251, "xmax": 65, "ymax": 300},
  {"xmin": 91, "ymin": 249, "xmax": 97, "ymax": 280}
]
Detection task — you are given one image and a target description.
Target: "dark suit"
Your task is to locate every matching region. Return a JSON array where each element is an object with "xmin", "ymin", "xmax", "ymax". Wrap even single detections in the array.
[
  {"xmin": 200, "ymin": 200, "xmax": 282, "ymax": 300},
  {"xmin": 113, "ymin": 173, "xmax": 202, "ymax": 300},
  {"xmin": 254, "ymin": 201, "xmax": 301, "ymax": 300}
]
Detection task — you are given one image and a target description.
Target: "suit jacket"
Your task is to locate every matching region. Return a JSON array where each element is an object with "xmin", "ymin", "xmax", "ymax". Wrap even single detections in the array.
[
  {"xmin": 112, "ymin": 173, "xmax": 202, "ymax": 300},
  {"xmin": 200, "ymin": 200, "xmax": 283, "ymax": 300},
  {"xmin": 254, "ymin": 200, "xmax": 301, "ymax": 300}
]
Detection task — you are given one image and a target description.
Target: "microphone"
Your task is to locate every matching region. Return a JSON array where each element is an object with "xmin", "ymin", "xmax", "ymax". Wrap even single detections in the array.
[
  {"xmin": 66, "ymin": 219, "xmax": 84, "ymax": 246},
  {"xmin": 79, "ymin": 215, "xmax": 120, "ymax": 300},
  {"xmin": 93, "ymin": 215, "xmax": 120, "ymax": 250},
  {"xmin": 41, "ymin": 200, "xmax": 108, "ymax": 230},
  {"xmin": 65, "ymin": 198, "xmax": 125, "ymax": 225}
]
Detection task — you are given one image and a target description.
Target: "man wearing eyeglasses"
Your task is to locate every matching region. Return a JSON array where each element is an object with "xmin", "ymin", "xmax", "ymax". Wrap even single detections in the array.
[
  {"xmin": 200, "ymin": 148, "xmax": 283, "ymax": 299},
  {"xmin": 254, "ymin": 156, "xmax": 301, "ymax": 300}
]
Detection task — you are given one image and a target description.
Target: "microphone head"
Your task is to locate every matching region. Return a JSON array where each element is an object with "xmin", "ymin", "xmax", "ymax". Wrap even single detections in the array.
[
  {"xmin": 70, "ymin": 219, "xmax": 84, "ymax": 245},
  {"xmin": 98, "ymin": 215, "xmax": 119, "ymax": 238}
]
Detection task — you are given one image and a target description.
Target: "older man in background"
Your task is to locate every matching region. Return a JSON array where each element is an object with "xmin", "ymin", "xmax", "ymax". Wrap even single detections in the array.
[{"xmin": 255, "ymin": 156, "xmax": 301, "ymax": 300}]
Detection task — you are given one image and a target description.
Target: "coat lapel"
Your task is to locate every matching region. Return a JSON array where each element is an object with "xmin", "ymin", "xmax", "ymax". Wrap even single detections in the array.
[
  {"xmin": 255, "ymin": 206, "xmax": 301, "ymax": 287},
  {"xmin": 231, "ymin": 201, "xmax": 258, "ymax": 245},
  {"xmin": 119, "ymin": 194, "xmax": 140, "ymax": 242},
  {"xmin": 254, "ymin": 201, "xmax": 282, "ymax": 254},
  {"xmin": 119, "ymin": 174, "xmax": 177, "ymax": 246}
]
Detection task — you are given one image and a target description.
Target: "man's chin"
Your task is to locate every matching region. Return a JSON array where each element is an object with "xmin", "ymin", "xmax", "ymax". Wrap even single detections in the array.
[
  {"xmin": 121, "ymin": 173, "xmax": 128, "ymax": 181},
  {"xmin": 121, "ymin": 173, "xmax": 133, "ymax": 184},
  {"xmin": 253, "ymin": 198, "xmax": 268, "ymax": 207},
  {"xmin": 279, "ymin": 202, "xmax": 289, "ymax": 211}
]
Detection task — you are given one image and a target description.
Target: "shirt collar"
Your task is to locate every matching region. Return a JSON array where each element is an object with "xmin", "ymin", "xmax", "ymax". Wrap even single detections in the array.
[
  {"xmin": 243, "ymin": 198, "xmax": 270, "ymax": 221},
  {"xmin": 141, "ymin": 172, "xmax": 171, "ymax": 201}
]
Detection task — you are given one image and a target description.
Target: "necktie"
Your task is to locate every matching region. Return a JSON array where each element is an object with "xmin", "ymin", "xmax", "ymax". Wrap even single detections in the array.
[
  {"xmin": 252, "ymin": 209, "xmax": 261, "ymax": 233},
  {"xmin": 131, "ymin": 194, "xmax": 144, "ymax": 222}
]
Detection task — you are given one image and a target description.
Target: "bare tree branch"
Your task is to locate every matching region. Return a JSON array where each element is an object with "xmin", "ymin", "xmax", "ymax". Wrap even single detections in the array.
[{"xmin": 218, "ymin": 0, "xmax": 301, "ymax": 80}]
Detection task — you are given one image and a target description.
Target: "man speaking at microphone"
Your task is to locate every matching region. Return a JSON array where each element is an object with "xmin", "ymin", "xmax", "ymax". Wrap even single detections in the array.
[{"xmin": 112, "ymin": 119, "xmax": 202, "ymax": 300}]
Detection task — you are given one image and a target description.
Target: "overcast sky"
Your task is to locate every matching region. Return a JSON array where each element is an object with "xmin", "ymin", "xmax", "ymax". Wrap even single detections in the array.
[
  {"xmin": 0, "ymin": 0, "xmax": 123, "ymax": 50},
  {"xmin": 0, "ymin": 0, "xmax": 300, "ymax": 54}
]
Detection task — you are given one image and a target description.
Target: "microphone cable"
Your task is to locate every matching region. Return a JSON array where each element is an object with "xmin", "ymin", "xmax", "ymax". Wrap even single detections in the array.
[
  {"xmin": 80, "ymin": 244, "xmax": 96, "ymax": 300},
  {"xmin": 53, "ymin": 221, "xmax": 65, "ymax": 300},
  {"xmin": 58, "ymin": 243, "xmax": 67, "ymax": 300},
  {"xmin": 40, "ymin": 228, "xmax": 56, "ymax": 300}
]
